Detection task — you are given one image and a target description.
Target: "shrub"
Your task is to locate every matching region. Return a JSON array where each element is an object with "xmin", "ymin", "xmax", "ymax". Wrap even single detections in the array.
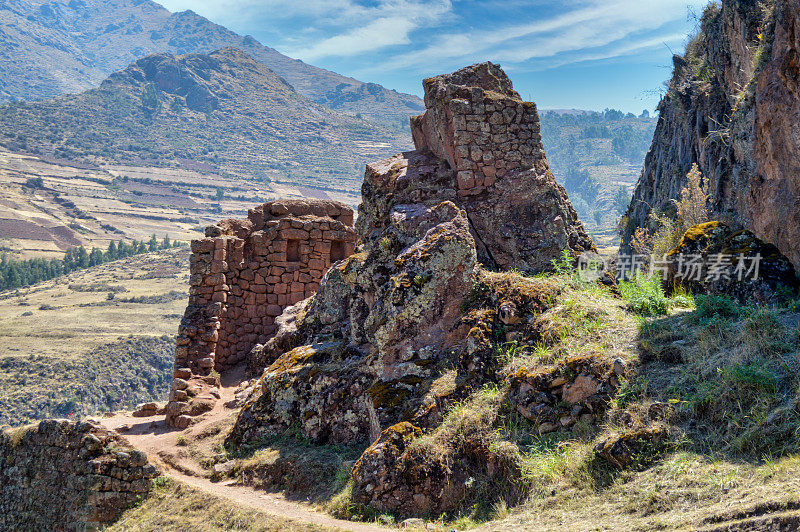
[
  {"xmin": 688, "ymin": 294, "xmax": 742, "ymax": 324},
  {"xmin": 619, "ymin": 274, "xmax": 668, "ymax": 316},
  {"xmin": 677, "ymin": 164, "xmax": 710, "ymax": 234}
]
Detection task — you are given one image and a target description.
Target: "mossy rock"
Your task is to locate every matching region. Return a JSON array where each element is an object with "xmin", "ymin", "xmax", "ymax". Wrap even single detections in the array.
[{"xmin": 667, "ymin": 222, "xmax": 798, "ymax": 303}]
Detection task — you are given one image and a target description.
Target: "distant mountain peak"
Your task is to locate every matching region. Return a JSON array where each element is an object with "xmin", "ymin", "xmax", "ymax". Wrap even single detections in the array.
[{"xmin": 0, "ymin": 0, "xmax": 422, "ymax": 126}]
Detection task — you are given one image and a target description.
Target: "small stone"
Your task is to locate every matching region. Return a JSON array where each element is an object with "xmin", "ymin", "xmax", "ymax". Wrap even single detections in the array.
[
  {"xmin": 539, "ymin": 422, "xmax": 559, "ymax": 433},
  {"xmin": 174, "ymin": 368, "xmax": 192, "ymax": 379},
  {"xmin": 401, "ymin": 518, "xmax": 425, "ymax": 528},
  {"xmin": 613, "ymin": 357, "xmax": 627, "ymax": 377}
]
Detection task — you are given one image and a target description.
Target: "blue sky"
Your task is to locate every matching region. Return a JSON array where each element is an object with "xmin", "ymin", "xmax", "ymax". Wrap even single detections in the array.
[{"xmin": 159, "ymin": 0, "xmax": 714, "ymax": 113}]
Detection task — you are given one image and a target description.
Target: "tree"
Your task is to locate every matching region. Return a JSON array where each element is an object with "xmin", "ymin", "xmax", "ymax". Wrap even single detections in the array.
[
  {"xmin": 161, "ymin": 235, "xmax": 171, "ymax": 249},
  {"xmin": 106, "ymin": 241, "xmax": 118, "ymax": 261},
  {"xmin": 148, "ymin": 234, "xmax": 159, "ymax": 252},
  {"xmin": 613, "ymin": 186, "xmax": 631, "ymax": 214},
  {"xmin": 677, "ymin": 163, "xmax": 710, "ymax": 233}
]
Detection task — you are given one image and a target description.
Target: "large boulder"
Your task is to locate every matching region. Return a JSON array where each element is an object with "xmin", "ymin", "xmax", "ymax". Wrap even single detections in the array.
[{"xmin": 666, "ymin": 221, "xmax": 799, "ymax": 303}]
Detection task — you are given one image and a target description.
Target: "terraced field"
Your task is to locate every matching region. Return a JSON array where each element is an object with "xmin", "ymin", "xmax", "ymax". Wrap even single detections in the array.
[{"xmin": 0, "ymin": 248, "xmax": 190, "ymax": 426}]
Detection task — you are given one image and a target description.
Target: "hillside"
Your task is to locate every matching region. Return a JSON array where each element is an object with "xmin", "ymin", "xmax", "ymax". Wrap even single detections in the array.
[
  {"xmin": 0, "ymin": 48, "xmax": 411, "ymax": 195},
  {"xmin": 0, "ymin": 248, "xmax": 189, "ymax": 426},
  {"xmin": 0, "ymin": 0, "xmax": 423, "ymax": 127},
  {"xmin": 540, "ymin": 109, "xmax": 657, "ymax": 250}
]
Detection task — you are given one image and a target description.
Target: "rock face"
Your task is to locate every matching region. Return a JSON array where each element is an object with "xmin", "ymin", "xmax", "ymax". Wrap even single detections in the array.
[
  {"xmin": 359, "ymin": 62, "xmax": 594, "ymax": 273},
  {"xmin": 621, "ymin": 0, "xmax": 800, "ymax": 274},
  {"xmin": 166, "ymin": 199, "xmax": 356, "ymax": 428},
  {"xmin": 0, "ymin": 419, "xmax": 159, "ymax": 530}
]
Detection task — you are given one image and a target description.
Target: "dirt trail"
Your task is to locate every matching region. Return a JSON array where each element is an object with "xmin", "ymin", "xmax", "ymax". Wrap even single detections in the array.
[{"xmin": 99, "ymin": 366, "xmax": 389, "ymax": 532}]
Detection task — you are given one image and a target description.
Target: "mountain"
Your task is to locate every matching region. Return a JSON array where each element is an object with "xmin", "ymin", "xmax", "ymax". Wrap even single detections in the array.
[
  {"xmin": 620, "ymin": 0, "xmax": 800, "ymax": 272},
  {"xmin": 0, "ymin": 48, "xmax": 411, "ymax": 192},
  {"xmin": 0, "ymin": 0, "xmax": 424, "ymax": 126}
]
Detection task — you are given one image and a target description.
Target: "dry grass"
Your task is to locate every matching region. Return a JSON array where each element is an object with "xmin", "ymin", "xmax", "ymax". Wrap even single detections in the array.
[{"xmin": 109, "ymin": 477, "xmax": 334, "ymax": 531}]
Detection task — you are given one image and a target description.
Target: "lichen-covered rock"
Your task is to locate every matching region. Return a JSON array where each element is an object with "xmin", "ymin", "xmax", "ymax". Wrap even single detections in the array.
[
  {"xmin": 594, "ymin": 425, "xmax": 672, "ymax": 469},
  {"xmin": 351, "ymin": 421, "xmax": 524, "ymax": 518},
  {"xmin": 0, "ymin": 419, "xmax": 159, "ymax": 530},
  {"xmin": 228, "ymin": 201, "xmax": 479, "ymax": 446},
  {"xmin": 621, "ymin": 0, "xmax": 800, "ymax": 275},
  {"xmin": 508, "ymin": 354, "xmax": 621, "ymax": 433},
  {"xmin": 667, "ymin": 221, "xmax": 799, "ymax": 303},
  {"xmin": 358, "ymin": 62, "xmax": 594, "ymax": 273}
]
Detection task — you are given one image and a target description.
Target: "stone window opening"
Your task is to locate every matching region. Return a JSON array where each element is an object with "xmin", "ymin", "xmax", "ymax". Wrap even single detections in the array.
[
  {"xmin": 286, "ymin": 239, "xmax": 301, "ymax": 262},
  {"xmin": 330, "ymin": 240, "xmax": 346, "ymax": 262}
]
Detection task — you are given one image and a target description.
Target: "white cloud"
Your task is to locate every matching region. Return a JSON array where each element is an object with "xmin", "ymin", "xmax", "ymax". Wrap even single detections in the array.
[
  {"xmin": 391, "ymin": 0, "xmax": 707, "ymax": 69},
  {"xmin": 285, "ymin": 0, "xmax": 453, "ymax": 60}
]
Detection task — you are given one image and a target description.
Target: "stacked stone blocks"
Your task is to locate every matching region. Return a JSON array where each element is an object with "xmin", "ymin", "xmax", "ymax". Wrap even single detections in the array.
[
  {"xmin": 0, "ymin": 419, "xmax": 159, "ymax": 530},
  {"xmin": 411, "ymin": 62, "xmax": 543, "ymax": 197},
  {"xmin": 175, "ymin": 199, "xmax": 357, "ymax": 376}
]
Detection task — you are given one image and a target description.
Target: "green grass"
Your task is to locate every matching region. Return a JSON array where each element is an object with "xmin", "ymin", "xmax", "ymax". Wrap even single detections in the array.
[{"xmin": 618, "ymin": 273, "xmax": 668, "ymax": 317}]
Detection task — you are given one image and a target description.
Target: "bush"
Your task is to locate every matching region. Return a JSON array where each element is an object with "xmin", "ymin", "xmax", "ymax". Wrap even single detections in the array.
[
  {"xmin": 619, "ymin": 274, "xmax": 668, "ymax": 316},
  {"xmin": 688, "ymin": 294, "xmax": 742, "ymax": 324}
]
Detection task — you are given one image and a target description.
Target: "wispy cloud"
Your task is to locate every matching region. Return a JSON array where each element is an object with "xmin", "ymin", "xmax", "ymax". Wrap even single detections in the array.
[
  {"xmin": 391, "ymin": 0, "xmax": 706, "ymax": 70},
  {"xmin": 284, "ymin": 1, "xmax": 453, "ymax": 61}
]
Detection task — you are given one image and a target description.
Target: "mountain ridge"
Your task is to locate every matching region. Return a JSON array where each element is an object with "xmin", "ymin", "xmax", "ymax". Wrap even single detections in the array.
[
  {"xmin": 0, "ymin": 0, "xmax": 423, "ymax": 126},
  {"xmin": 0, "ymin": 47, "xmax": 411, "ymax": 191}
]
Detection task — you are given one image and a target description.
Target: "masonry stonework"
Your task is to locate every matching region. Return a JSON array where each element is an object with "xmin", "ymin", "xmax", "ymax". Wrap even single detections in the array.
[
  {"xmin": 0, "ymin": 419, "xmax": 159, "ymax": 531},
  {"xmin": 410, "ymin": 62, "xmax": 543, "ymax": 197},
  {"xmin": 166, "ymin": 199, "xmax": 357, "ymax": 428}
]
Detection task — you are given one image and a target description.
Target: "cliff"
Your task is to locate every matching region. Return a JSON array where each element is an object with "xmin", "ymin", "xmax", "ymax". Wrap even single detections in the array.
[{"xmin": 621, "ymin": 0, "xmax": 800, "ymax": 272}]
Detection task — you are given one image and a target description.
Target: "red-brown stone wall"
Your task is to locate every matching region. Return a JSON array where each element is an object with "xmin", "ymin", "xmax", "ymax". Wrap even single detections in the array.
[{"xmin": 174, "ymin": 200, "xmax": 357, "ymax": 375}]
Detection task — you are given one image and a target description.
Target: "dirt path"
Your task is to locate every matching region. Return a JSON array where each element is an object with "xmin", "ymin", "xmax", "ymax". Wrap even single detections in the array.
[{"xmin": 99, "ymin": 366, "xmax": 390, "ymax": 532}]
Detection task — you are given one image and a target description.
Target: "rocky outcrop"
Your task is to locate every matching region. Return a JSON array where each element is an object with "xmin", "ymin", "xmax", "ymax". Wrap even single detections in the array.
[
  {"xmin": 665, "ymin": 221, "xmax": 798, "ymax": 303},
  {"xmin": 225, "ymin": 64, "xmax": 598, "ymax": 517},
  {"xmin": 0, "ymin": 419, "xmax": 159, "ymax": 531},
  {"xmin": 227, "ymin": 201, "xmax": 479, "ymax": 446},
  {"xmin": 359, "ymin": 62, "xmax": 594, "ymax": 273},
  {"xmin": 166, "ymin": 199, "xmax": 356, "ymax": 428},
  {"xmin": 622, "ymin": 0, "xmax": 800, "ymax": 274}
]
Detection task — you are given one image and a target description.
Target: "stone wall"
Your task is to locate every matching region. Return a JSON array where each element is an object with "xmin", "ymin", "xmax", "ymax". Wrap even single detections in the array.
[
  {"xmin": 411, "ymin": 62, "xmax": 543, "ymax": 197},
  {"xmin": 166, "ymin": 199, "xmax": 357, "ymax": 428},
  {"xmin": 175, "ymin": 199, "xmax": 356, "ymax": 375},
  {"xmin": 0, "ymin": 419, "xmax": 159, "ymax": 531}
]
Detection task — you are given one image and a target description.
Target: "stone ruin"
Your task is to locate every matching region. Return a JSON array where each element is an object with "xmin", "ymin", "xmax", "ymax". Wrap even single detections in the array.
[
  {"xmin": 227, "ymin": 63, "xmax": 597, "ymax": 450},
  {"xmin": 359, "ymin": 62, "xmax": 595, "ymax": 273},
  {"xmin": 165, "ymin": 199, "xmax": 357, "ymax": 427},
  {"xmin": 1, "ymin": 419, "xmax": 160, "ymax": 530},
  {"xmin": 166, "ymin": 63, "xmax": 594, "ymax": 432}
]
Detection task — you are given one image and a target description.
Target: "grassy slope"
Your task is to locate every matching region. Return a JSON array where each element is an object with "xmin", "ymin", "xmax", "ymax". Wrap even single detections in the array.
[
  {"xmin": 206, "ymin": 272, "xmax": 800, "ymax": 530},
  {"xmin": 0, "ymin": 248, "xmax": 189, "ymax": 426}
]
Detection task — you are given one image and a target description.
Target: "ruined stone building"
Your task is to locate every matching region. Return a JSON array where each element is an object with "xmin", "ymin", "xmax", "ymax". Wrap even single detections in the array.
[
  {"xmin": 175, "ymin": 199, "xmax": 357, "ymax": 375},
  {"xmin": 165, "ymin": 199, "xmax": 356, "ymax": 427}
]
